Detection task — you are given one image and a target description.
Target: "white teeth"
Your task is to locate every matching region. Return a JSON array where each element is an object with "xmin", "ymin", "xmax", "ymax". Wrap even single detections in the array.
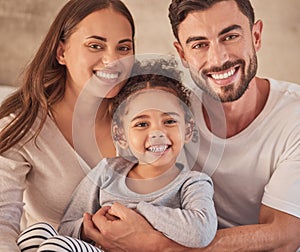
[
  {"xmin": 211, "ymin": 69, "xmax": 235, "ymax": 80},
  {"xmin": 148, "ymin": 145, "xmax": 168, "ymax": 153},
  {"xmin": 96, "ymin": 71, "xmax": 119, "ymax": 80}
]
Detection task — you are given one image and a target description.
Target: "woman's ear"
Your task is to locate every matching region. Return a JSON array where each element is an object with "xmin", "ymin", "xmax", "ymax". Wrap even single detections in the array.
[
  {"xmin": 184, "ymin": 119, "xmax": 195, "ymax": 143},
  {"xmin": 56, "ymin": 41, "xmax": 66, "ymax": 65},
  {"xmin": 112, "ymin": 123, "xmax": 128, "ymax": 149}
]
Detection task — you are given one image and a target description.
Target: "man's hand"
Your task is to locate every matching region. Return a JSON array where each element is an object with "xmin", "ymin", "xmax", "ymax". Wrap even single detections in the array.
[{"xmin": 82, "ymin": 202, "xmax": 163, "ymax": 252}]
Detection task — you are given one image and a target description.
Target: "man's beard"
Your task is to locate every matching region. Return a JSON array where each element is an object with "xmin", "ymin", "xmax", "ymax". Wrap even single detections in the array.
[{"xmin": 191, "ymin": 53, "xmax": 258, "ymax": 103}]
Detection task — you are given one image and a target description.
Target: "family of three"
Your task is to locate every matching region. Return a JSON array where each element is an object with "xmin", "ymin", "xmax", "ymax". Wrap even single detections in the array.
[{"xmin": 0, "ymin": 0, "xmax": 299, "ymax": 251}]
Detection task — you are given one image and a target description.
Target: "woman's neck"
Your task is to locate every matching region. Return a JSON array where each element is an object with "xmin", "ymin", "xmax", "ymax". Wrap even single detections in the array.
[{"xmin": 51, "ymin": 86, "xmax": 116, "ymax": 167}]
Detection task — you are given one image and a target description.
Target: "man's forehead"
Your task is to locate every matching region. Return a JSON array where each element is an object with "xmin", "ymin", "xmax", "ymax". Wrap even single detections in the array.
[{"xmin": 177, "ymin": 1, "xmax": 247, "ymax": 40}]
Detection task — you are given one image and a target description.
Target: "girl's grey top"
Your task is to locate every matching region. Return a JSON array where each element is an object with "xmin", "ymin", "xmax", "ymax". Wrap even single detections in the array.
[{"xmin": 59, "ymin": 157, "xmax": 217, "ymax": 248}]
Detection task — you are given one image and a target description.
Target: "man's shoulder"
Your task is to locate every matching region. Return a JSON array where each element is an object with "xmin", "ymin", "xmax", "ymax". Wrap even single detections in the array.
[{"xmin": 269, "ymin": 78, "xmax": 300, "ymax": 97}]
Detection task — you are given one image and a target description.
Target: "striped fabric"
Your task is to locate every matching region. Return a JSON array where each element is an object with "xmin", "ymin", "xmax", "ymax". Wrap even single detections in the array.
[{"xmin": 17, "ymin": 222, "xmax": 104, "ymax": 252}]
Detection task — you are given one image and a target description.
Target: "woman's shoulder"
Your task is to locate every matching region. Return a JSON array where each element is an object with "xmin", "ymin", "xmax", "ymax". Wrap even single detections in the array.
[{"xmin": 0, "ymin": 113, "xmax": 15, "ymax": 130}]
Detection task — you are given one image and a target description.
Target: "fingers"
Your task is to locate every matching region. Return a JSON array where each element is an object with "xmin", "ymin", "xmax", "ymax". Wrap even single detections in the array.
[
  {"xmin": 97, "ymin": 205, "xmax": 111, "ymax": 215},
  {"xmin": 82, "ymin": 212, "xmax": 101, "ymax": 242},
  {"xmin": 108, "ymin": 202, "xmax": 132, "ymax": 220}
]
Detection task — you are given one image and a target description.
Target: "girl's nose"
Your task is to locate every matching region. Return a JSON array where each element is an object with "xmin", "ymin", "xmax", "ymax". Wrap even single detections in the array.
[{"xmin": 149, "ymin": 130, "xmax": 166, "ymax": 139}]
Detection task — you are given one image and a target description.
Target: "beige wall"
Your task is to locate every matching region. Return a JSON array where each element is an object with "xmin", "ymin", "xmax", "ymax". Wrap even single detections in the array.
[{"xmin": 0, "ymin": 0, "xmax": 299, "ymax": 87}]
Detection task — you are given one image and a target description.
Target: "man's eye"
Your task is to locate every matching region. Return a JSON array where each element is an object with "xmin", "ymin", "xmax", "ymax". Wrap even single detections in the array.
[
  {"xmin": 192, "ymin": 43, "xmax": 208, "ymax": 49},
  {"xmin": 224, "ymin": 34, "xmax": 238, "ymax": 41}
]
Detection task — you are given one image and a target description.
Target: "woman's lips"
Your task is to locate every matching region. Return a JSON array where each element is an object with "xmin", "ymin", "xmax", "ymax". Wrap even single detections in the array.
[{"xmin": 94, "ymin": 70, "xmax": 121, "ymax": 84}]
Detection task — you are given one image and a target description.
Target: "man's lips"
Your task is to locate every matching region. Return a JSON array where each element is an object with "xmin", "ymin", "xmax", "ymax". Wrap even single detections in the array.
[
  {"xmin": 210, "ymin": 68, "xmax": 236, "ymax": 80},
  {"xmin": 206, "ymin": 66, "xmax": 240, "ymax": 86}
]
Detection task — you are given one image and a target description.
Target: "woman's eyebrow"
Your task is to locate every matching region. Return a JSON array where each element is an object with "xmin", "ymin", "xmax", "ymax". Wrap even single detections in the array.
[
  {"xmin": 86, "ymin": 36, "xmax": 133, "ymax": 44},
  {"xmin": 86, "ymin": 35, "xmax": 107, "ymax": 42}
]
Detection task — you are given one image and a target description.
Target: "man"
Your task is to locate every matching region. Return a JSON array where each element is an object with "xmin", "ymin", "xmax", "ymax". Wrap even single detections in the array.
[
  {"xmin": 167, "ymin": 0, "xmax": 300, "ymax": 251},
  {"xmin": 84, "ymin": 1, "xmax": 300, "ymax": 251}
]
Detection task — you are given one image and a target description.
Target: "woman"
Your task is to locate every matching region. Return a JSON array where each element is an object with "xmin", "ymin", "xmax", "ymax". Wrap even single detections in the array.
[{"xmin": 0, "ymin": 0, "xmax": 135, "ymax": 250}]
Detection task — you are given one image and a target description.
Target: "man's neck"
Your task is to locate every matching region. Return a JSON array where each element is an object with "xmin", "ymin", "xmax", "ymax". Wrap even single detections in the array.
[{"xmin": 203, "ymin": 77, "xmax": 270, "ymax": 138}]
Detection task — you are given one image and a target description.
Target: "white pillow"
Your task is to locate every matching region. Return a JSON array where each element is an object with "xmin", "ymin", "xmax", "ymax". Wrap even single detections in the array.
[{"xmin": 0, "ymin": 85, "xmax": 16, "ymax": 103}]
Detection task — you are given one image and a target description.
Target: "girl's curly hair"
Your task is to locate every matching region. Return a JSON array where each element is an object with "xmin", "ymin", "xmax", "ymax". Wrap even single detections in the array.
[{"xmin": 110, "ymin": 57, "xmax": 191, "ymax": 120}]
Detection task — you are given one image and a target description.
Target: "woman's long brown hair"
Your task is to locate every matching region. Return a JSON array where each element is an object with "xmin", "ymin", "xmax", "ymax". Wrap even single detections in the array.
[{"xmin": 0, "ymin": 0, "xmax": 135, "ymax": 154}]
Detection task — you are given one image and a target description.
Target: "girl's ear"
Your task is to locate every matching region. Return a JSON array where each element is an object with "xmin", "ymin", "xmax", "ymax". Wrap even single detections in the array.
[
  {"xmin": 184, "ymin": 119, "xmax": 195, "ymax": 143},
  {"xmin": 56, "ymin": 41, "xmax": 66, "ymax": 65},
  {"xmin": 112, "ymin": 123, "xmax": 128, "ymax": 149}
]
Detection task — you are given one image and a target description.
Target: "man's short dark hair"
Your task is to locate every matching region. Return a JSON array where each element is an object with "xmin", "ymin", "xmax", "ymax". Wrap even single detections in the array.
[{"xmin": 168, "ymin": 0, "xmax": 255, "ymax": 41}]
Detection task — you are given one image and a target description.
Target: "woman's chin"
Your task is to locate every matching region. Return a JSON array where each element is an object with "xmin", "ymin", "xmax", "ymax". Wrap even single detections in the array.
[{"xmin": 104, "ymin": 85, "xmax": 124, "ymax": 99}]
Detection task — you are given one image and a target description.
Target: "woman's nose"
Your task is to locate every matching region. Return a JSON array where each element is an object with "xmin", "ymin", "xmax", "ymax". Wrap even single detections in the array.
[{"xmin": 102, "ymin": 51, "xmax": 118, "ymax": 66}]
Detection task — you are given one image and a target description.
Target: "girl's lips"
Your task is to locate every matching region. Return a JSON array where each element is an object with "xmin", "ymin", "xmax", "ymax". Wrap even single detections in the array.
[{"xmin": 146, "ymin": 144, "xmax": 170, "ymax": 154}]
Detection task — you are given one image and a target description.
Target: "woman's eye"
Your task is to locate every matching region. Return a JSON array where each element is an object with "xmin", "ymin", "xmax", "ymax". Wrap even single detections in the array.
[
  {"xmin": 118, "ymin": 45, "xmax": 132, "ymax": 53},
  {"xmin": 89, "ymin": 44, "xmax": 102, "ymax": 50}
]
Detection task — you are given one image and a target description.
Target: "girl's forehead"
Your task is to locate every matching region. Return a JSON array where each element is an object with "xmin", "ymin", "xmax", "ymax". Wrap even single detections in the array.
[{"xmin": 124, "ymin": 89, "xmax": 184, "ymax": 119}]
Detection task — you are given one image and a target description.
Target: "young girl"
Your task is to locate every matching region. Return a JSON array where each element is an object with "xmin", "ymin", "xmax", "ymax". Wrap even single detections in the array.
[
  {"xmin": 0, "ymin": 0, "xmax": 135, "ymax": 250},
  {"xmin": 18, "ymin": 59, "xmax": 217, "ymax": 251}
]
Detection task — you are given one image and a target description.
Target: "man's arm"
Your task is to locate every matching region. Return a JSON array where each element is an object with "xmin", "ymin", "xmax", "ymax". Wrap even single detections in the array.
[
  {"xmin": 194, "ymin": 205, "xmax": 300, "ymax": 252},
  {"xmin": 84, "ymin": 203, "xmax": 300, "ymax": 252},
  {"xmin": 83, "ymin": 202, "xmax": 187, "ymax": 252}
]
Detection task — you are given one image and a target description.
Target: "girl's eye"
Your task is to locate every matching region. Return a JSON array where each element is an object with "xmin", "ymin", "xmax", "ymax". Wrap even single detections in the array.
[
  {"xmin": 134, "ymin": 122, "xmax": 148, "ymax": 128},
  {"xmin": 165, "ymin": 119, "xmax": 177, "ymax": 125}
]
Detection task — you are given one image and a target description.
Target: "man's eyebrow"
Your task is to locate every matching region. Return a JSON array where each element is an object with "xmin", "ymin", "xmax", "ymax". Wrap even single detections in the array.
[
  {"xmin": 186, "ymin": 36, "xmax": 207, "ymax": 45},
  {"xmin": 185, "ymin": 24, "xmax": 242, "ymax": 45},
  {"xmin": 219, "ymin": 24, "xmax": 242, "ymax": 36},
  {"xmin": 86, "ymin": 36, "xmax": 133, "ymax": 44}
]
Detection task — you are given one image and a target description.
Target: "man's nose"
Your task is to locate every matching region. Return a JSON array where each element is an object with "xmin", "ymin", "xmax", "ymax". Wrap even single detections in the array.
[{"xmin": 208, "ymin": 43, "xmax": 229, "ymax": 66}]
